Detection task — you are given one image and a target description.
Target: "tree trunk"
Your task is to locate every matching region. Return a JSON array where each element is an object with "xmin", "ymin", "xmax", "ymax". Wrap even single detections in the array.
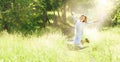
[
  {"xmin": 62, "ymin": 4, "xmax": 66, "ymax": 23},
  {"xmin": 53, "ymin": 11, "xmax": 57, "ymax": 25},
  {"xmin": 42, "ymin": 10, "xmax": 49, "ymax": 27},
  {"xmin": 57, "ymin": 9, "xmax": 61, "ymax": 21}
]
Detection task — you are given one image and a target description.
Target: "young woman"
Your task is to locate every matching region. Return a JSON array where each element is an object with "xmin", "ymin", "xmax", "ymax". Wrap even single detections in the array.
[{"xmin": 71, "ymin": 11, "xmax": 96, "ymax": 48}]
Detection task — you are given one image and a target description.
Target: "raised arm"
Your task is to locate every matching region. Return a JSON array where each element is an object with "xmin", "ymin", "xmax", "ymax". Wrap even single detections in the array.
[
  {"xmin": 71, "ymin": 11, "xmax": 79, "ymax": 23},
  {"xmin": 87, "ymin": 19, "xmax": 98, "ymax": 24}
]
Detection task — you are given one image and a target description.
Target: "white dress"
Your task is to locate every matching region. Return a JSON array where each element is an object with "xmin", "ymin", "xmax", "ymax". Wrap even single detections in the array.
[{"xmin": 72, "ymin": 15, "xmax": 92, "ymax": 46}]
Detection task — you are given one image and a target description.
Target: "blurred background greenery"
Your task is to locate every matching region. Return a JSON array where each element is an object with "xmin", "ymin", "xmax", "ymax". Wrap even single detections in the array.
[
  {"xmin": 0, "ymin": 0, "xmax": 120, "ymax": 62},
  {"xmin": 0, "ymin": 0, "xmax": 120, "ymax": 35}
]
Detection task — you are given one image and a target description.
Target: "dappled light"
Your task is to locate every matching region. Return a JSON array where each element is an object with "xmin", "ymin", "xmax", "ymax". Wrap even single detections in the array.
[
  {"xmin": 67, "ymin": 0, "xmax": 119, "ymax": 42},
  {"xmin": 0, "ymin": 0, "xmax": 120, "ymax": 62}
]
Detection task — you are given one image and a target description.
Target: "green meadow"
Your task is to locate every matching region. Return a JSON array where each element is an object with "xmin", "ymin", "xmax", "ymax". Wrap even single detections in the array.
[{"xmin": 0, "ymin": 26, "xmax": 120, "ymax": 62}]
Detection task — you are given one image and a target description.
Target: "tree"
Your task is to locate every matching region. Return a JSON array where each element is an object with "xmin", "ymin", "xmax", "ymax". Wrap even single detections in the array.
[{"xmin": 0, "ymin": 0, "xmax": 67, "ymax": 34}]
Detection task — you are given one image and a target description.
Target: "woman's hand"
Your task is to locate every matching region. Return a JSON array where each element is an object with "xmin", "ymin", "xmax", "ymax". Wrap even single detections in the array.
[
  {"xmin": 71, "ymin": 11, "xmax": 73, "ymax": 15},
  {"xmin": 71, "ymin": 11, "xmax": 75, "ymax": 16}
]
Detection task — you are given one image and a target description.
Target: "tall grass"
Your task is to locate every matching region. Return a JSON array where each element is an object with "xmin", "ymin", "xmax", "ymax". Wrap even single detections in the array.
[{"xmin": 0, "ymin": 27, "xmax": 120, "ymax": 62}]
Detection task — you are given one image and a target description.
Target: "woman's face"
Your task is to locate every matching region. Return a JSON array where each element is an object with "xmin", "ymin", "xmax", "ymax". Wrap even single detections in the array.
[
  {"xmin": 82, "ymin": 16, "xmax": 86, "ymax": 21},
  {"xmin": 80, "ymin": 16, "xmax": 86, "ymax": 22}
]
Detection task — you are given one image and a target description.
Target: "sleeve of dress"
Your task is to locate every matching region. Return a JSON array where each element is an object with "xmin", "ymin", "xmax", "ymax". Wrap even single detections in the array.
[
  {"xmin": 72, "ymin": 15, "xmax": 79, "ymax": 23},
  {"xmin": 86, "ymin": 21, "xmax": 95, "ymax": 25}
]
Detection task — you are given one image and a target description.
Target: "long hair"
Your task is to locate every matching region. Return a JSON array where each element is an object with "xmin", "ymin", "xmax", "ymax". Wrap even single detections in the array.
[{"xmin": 80, "ymin": 15, "xmax": 87, "ymax": 23}]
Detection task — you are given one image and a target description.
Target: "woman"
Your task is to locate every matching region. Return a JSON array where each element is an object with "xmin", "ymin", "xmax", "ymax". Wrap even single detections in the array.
[{"xmin": 71, "ymin": 11, "xmax": 96, "ymax": 48}]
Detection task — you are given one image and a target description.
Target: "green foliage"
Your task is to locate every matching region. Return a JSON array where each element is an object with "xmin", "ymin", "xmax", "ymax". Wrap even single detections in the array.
[
  {"xmin": 0, "ymin": 0, "xmax": 67, "ymax": 34},
  {"xmin": 111, "ymin": 0, "xmax": 120, "ymax": 26},
  {"xmin": 112, "ymin": 10, "xmax": 120, "ymax": 26}
]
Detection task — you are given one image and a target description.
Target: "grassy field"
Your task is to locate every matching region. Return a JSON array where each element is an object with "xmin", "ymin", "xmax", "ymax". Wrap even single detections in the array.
[{"xmin": 0, "ymin": 26, "xmax": 120, "ymax": 62}]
